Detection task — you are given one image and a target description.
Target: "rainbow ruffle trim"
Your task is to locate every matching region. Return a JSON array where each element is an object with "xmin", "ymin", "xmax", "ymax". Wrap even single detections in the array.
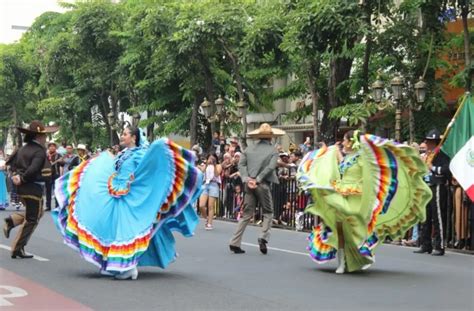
[
  {"xmin": 54, "ymin": 140, "xmax": 202, "ymax": 272},
  {"xmin": 297, "ymin": 146, "xmax": 328, "ymax": 191},
  {"xmin": 307, "ymin": 223, "xmax": 337, "ymax": 263},
  {"xmin": 362, "ymin": 135, "xmax": 399, "ymax": 235}
]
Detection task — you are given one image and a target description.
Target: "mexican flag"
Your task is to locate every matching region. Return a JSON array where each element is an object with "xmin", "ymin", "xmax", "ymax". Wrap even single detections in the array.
[{"xmin": 441, "ymin": 95, "xmax": 474, "ymax": 201}]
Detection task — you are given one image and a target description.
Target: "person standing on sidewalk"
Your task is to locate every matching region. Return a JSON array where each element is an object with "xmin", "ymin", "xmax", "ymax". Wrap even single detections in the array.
[
  {"xmin": 3, "ymin": 121, "xmax": 53, "ymax": 259},
  {"xmin": 229, "ymin": 123, "xmax": 285, "ymax": 254},
  {"xmin": 44, "ymin": 142, "xmax": 61, "ymax": 211}
]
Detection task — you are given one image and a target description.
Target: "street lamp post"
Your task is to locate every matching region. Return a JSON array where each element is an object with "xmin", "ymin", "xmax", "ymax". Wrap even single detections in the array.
[
  {"xmin": 107, "ymin": 111, "xmax": 115, "ymax": 147},
  {"xmin": 390, "ymin": 76, "xmax": 404, "ymax": 142},
  {"xmin": 236, "ymin": 100, "xmax": 248, "ymax": 148},
  {"xmin": 409, "ymin": 77, "xmax": 427, "ymax": 144},
  {"xmin": 107, "ymin": 110, "xmax": 128, "ymax": 146},
  {"xmin": 215, "ymin": 95, "xmax": 225, "ymax": 136},
  {"xmin": 132, "ymin": 111, "xmax": 141, "ymax": 127},
  {"xmin": 372, "ymin": 74, "xmax": 426, "ymax": 143},
  {"xmin": 200, "ymin": 96, "xmax": 247, "ymax": 149}
]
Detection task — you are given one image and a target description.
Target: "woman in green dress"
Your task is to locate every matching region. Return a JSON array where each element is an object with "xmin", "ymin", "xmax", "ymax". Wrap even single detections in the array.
[{"xmin": 297, "ymin": 130, "xmax": 432, "ymax": 273}]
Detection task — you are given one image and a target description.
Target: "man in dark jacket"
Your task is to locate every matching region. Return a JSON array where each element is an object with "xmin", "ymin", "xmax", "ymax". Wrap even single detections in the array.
[
  {"xmin": 45, "ymin": 141, "xmax": 61, "ymax": 211},
  {"xmin": 414, "ymin": 129, "xmax": 451, "ymax": 256},
  {"xmin": 229, "ymin": 123, "xmax": 285, "ymax": 255},
  {"xmin": 3, "ymin": 121, "xmax": 53, "ymax": 259}
]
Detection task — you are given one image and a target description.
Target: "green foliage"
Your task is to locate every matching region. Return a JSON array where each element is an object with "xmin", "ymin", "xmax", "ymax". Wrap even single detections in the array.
[
  {"xmin": 328, "ymin": 101, "xmax": 378, "ymax": 126},
  {"xmin": 0, "ymin": 0, "xmax": 467, "ymax": 148}
]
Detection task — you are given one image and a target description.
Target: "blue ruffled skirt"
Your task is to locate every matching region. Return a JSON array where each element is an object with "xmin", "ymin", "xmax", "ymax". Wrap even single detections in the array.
[
  {"xmin": 0, "ymin": 171, "xmax": 8, "ymax": 209},
  {"xmin": 53, "ymin": 138, "xmax": 203, "ymax": 272}
]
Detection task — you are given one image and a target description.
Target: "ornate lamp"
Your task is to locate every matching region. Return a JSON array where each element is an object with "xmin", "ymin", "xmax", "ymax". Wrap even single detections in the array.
[
  {"xmin": 200, "ymin": 97, "xmax": 212, "ymax": 118},
  {"xmin": 390, "ymin": 75, "xmax": 404, "ymax": 101},
  {"xmin": 414, "ymin": 77, "xmax": 427, "ymax": 104},
  {"xmin": 132, "ymin": 111, "xmax": 141, "ymax": 127},
  {"xmin": 236, "ymin": 100, "xmax": 247, "ymax": 117},
  {"xmin": 371, "ymin": 77, "xmax": 384, "ymax": 103},
  {"xmin": 215, "ymin": 95, "xmax": 225, "ymax": 115}
]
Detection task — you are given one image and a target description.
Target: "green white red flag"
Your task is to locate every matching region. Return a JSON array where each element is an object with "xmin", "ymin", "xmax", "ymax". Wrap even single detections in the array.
[{"xmin": 441, "ymin": 95, "xmax": 474, "ymax": 201}]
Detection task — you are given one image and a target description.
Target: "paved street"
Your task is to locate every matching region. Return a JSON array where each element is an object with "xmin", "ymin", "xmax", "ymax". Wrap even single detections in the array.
[{"xmin": 0, "ymin": 210, "xmax": 473, "ymax": 311}]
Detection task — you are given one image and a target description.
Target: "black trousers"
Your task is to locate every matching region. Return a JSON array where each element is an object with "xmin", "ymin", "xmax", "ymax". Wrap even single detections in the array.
[
  {"xmin": 420, "ymin": 184, "xmax": 448, "ymax": 250},
  {"xmin": 45, "ymin": 176, "xmax": 58, "ymax": 209},
  {"xmin": 11, "ymin": 184, "xmax": 44, "ymax": 253}
]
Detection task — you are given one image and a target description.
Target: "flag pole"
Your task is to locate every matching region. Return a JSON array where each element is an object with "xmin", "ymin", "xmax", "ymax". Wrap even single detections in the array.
[{"xmin": 438, "ymin": 92, "xmax": 470, "ymax": 148}]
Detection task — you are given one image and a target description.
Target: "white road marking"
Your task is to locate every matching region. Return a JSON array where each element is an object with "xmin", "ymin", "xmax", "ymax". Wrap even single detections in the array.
[
  {"xmin": 0, "ymin": 286, "xmax": 28, "ymax": 306},
  {"xmin": 0, "ymin": 244, "xmax": 50, "ymax": 261},
  {"xmin": 216, "ymin": 220, "xmax": 473, "ymax": 258},
  {"xmin": 241, "ymin": 242, "xmax": 308, "ymax": 256}
]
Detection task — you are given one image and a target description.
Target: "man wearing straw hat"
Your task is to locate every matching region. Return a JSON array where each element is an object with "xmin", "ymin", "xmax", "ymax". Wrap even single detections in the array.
[
  {"xmin": 229, "ymin": 123, "xmax": 285, "ymax": 254},
  {"xmin": 76, "ymin": 143, "xmax": 90, "ymax": 163},
  {"xmin": 3, "ymin": 121, "xmax": 54, "ymax": 258}
]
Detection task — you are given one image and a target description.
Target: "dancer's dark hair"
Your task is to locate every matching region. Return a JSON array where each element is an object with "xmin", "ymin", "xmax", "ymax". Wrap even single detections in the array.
[{"xmin": 127, "ymin": 126, "xmax": 140, "ymax": 147}]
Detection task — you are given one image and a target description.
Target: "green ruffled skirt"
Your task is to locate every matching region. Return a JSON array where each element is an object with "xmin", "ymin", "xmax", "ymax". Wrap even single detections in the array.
[{"xmin": 298, "ymin": 135, "xmax": 431, "ymax": 272}]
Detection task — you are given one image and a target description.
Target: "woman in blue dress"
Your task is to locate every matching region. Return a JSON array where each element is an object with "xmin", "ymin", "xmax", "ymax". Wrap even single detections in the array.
[
  {"xmin": 0, "ymin": 150, "xmax": 8, "ymax": 210},
  {"xmin": 53, "ymin": 127, "xmax": 203, "ymax": 280}
]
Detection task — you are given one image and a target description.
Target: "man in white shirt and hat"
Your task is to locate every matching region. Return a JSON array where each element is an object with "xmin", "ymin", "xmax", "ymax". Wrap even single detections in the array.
[
  {"xmin": 76, "ymin": 144, "xmax": 90, "ymax": 163},
  {"xmin": 229, "ymin": 123, "xmax": 285, "ymax": 255}
]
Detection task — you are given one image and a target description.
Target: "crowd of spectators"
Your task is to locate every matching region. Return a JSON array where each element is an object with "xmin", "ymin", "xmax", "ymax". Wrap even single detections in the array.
[
  {"xmin": 190, "ymin": 131, "xmax": 472, "ymax": 251},
  {"xmin": 1, "ymin": 130, "xmax": 471, "ymax": 252}
]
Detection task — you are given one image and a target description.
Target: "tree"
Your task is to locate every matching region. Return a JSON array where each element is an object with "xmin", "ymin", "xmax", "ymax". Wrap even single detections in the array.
[
  {"xmin": 281, "ymin": 0, "xmax": 365, "ymax": 142},
  {"xmin": 0, "ymin": 43, "xmax": 36, "ymax": 147},
  {"xmin": 21, "ymin": 0, "xmax": 126, "ymax": 148}
]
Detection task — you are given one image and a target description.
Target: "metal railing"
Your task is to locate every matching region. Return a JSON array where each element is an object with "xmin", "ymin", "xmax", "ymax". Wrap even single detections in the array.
[{"xmin": 215, "ymin": 177, "xmax": 315, "ymax": 231}]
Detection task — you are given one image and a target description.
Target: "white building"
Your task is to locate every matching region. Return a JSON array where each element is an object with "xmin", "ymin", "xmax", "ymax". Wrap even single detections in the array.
[{"xmin": 0, "ymin": 0, "xmax": 70, "ymax": 44}]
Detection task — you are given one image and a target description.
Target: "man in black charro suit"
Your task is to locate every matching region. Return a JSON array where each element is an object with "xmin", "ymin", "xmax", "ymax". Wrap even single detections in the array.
[
  {"xmin": 414, "ymin": 129, "xmax": 451, "ymax": 256},
  {"xmin": 3, "ymin": 121, "xmax": 54, "ymax": 258}
]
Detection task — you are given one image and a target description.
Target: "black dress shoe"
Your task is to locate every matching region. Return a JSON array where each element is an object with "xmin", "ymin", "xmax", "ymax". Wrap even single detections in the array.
[
  {"xmin": 11, "ymin": 249, "xmax": 34, "ymax": 259},
  {"xmin": 413, "ymin": 247, "xmax": 432, "ymax": 254},
  {"xmin": 258, "ymin": 238, "xmax": 268, "ymax": 255},
  {"xmin": 431, "ymin": 249, "xmax": 445, "ymax": 256},
  {"xmin": 3, "ymin": 217, "xmax": 13, "ymax": 239},
  {"xmin": 229, "ymin": 245, "xmax": 245, "ymax": 254},
  {"xmin": 454, "ymin": 239, "xmax": 465, "ymax": 250}
]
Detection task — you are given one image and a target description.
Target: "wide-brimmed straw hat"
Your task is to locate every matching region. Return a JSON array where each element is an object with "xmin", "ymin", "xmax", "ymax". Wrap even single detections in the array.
[
  {"xmin": 17, "ymin": 120, "xmax": 56, "ymax": 135},
  {"xmin": 247, "ymin": 123, "xmax": 286, "ymax": 139}
]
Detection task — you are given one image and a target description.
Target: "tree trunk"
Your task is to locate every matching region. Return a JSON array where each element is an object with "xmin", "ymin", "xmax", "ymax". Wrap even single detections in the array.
[
  {"xmin": 220, "ymin": 40, "xmax": 247, "ymax": 148},
  {"xmin": 98, "ymin": 94, "xmax": 114, "ymax": 147},
  {"xmin": 306, "ymin": 59, "xmax": 320, "ymax": 146},
  {"xmin": 323, "ymin": 56, "xmax": 354, "ymax": 141},
  {"xmin": 362, "ymin": 2, "xmax": 373, "ymax": 94},
  {"xmin": 460, "ymin": 1, "xmax": 472, "ymax": 91},
  {"xmin": 198, "ymin": 52, "xmax": 216, "ymax": 141},
  {"xmin": 12, "ymin": 104, "xmax": 21, "ymax": 147},
  {"xmin": 190, "ymin": 99, "xmax": 199, "ymax": 147},
  {"xmin": 1, "ymin": 127, "xmax": 7, "ymax": 151},
  {"xmin": 409, "ymin": 99, "xmax": 415, "ymax": 144},
  {"xmin": 147, "ymin": 110, "xmax": 154, "ymax": 142}
]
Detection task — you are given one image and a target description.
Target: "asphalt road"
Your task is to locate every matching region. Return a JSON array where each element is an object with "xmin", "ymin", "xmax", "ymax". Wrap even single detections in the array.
[{"xmin": 0, "ymin": 210, "xmax": 473, "ymax": 311}]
